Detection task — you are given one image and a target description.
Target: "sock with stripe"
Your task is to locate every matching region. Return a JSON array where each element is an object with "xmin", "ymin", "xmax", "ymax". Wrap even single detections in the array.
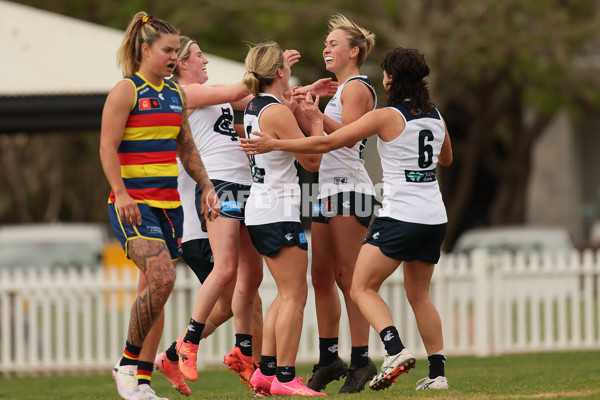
[
  {"xmin": 137, "ymin": 361, "xmax": 153, "ymax": 386},
  {"xmin": 119, "ymin": 341, "xmax": 141, "ymax": 366}
]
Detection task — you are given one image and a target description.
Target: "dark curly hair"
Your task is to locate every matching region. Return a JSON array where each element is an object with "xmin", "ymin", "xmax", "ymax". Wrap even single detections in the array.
[{"xmin": 381, "ymin": 47, "xmax": 433, "ymax": 113}]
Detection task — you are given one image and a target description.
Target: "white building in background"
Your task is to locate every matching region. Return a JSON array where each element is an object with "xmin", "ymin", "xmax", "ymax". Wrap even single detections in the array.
[
  {"xmin": 0, "ymin": 0, "xmax": 257, "ymax": 132},
  {"xmin": 0, "ymin": 0, "xmax": 248, "ymax": 96}
]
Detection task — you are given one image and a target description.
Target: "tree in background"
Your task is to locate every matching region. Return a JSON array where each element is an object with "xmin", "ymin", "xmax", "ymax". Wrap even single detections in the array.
[{"xmin": 4, "ymin": 0, "xmax": 600, "ymax": 249}]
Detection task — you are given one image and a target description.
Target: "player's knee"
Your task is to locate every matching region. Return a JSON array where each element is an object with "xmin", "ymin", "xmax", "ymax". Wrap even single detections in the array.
[
  {"xmin": 311, "ymin": 270, "xmax": 334, "ymax": 290},
  {"xmin": 212, "ymin": 264, "xmax": 237, "ymax": 286},
  {"xmin": 349, "ymin": 283, "xmax": 363, "ymax": 304},
  {"xmin": 335, "ymin": 272, "xmax": 353, "ymax": 293},
  {"xmin": 149, "ymin": 270, "xmax": 175, "ymax": 301},
  {"xmin": 406, "ymin": 291, "xmax": 429, "ymax": 308}
]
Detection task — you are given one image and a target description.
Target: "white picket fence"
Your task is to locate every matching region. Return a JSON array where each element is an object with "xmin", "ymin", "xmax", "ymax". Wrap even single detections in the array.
[{"xmin": 1, "ymin": 249, "xmax": 599, "ymax": 376}]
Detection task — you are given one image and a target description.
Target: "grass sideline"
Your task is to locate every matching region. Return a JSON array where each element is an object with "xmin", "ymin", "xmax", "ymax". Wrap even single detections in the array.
[{"xmin": 1, "ymin": 351, "xmax": 599, "ymax": 399}]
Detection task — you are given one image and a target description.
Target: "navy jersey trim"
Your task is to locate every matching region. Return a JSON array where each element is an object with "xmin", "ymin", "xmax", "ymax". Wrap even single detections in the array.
[
  {"xmin": 244, "ymin": 95, "xmax": 281, "ymax": 117},
  {"xmin": 392, "ymin": 101, "xmax": 441, "ymax": 122}
]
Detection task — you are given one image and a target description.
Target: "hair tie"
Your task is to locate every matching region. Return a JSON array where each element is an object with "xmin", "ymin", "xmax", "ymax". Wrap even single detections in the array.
[{"xmin": 141, "ymin": 15, "xmax": 153, "ymax": 25}]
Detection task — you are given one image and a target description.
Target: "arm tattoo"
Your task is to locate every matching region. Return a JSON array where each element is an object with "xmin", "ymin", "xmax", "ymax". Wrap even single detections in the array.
[{"xmin": 177, "ymin": 87, "xmax": 212, "ymax": 190}]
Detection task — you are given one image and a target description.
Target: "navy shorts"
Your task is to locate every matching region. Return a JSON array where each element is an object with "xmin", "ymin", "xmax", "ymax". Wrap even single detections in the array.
[
  {"xmin": 247, "ymin": 221, "xmax": 308, "ymax": 258},
  {"xmin": 181, "ymin": 239, "xmax": 214, "ymax": 283},
  {"xmin": 363, "ymin": 217, "xmax": 446, "ymax": 264},
  {"xmin": 108, "ymin": 202, "xmax": 183, "ymax": 260},
  {"xmin": 312, "ymin": 191, "xmax": 375, "ymax": 228},
  {"xmin": 195, "ymin": 180, "xmax": 251, "ymax": 231}
]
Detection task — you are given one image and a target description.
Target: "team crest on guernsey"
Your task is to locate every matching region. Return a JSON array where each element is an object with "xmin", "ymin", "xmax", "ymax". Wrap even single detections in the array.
[{"xmin": 139, "ymin": 98, "xmax": 161, "ymax": 110}]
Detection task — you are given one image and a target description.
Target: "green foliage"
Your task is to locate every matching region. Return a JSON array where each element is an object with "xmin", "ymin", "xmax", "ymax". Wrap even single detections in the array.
[{"xmin": 5, "ymin": 0, "xmax": 600, "ymax": 239}]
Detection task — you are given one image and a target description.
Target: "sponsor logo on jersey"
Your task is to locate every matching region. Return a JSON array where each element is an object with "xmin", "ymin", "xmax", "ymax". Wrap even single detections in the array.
[
  {"xmin": 334, "ymin": 177, "xmax": 348, "ymax": 185},
  {"xmin": 405, "ymin": 168, "xmax": 437, "ymax": 183},
  {"xmin": 139, "ymin": 98, "xmax": 161, "ymax": 110}
]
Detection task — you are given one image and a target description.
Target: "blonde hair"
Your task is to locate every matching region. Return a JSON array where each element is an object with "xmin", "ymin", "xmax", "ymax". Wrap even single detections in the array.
[
  {"xmin": 117, "ymin": 11, "xmax": 179, "ymax": 77},
  {"xmin": 242, "ymin": 42, "xmax": 284, "ymax": 96},
  {"xmin": 172, "ymin": 35, "xmax": 198, "ymax": 79},
  {"xmin": 327, "ymin": 14, "xmax": 375, "ymax": 67}
]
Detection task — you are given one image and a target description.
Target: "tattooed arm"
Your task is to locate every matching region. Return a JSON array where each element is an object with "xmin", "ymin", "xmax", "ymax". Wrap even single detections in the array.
[{"xmin": 176, "ymin": 87, "xmax": 220, "ymax": 220}]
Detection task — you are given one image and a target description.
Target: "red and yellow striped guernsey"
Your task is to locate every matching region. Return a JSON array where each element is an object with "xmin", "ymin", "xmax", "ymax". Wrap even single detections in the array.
[{"xmin": 109, "ymin": 72, "xmax": 184, "ymax": 209}]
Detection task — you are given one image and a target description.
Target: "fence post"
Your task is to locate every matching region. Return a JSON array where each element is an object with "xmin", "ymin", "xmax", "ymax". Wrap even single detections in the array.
[{"xmin": 471, "ymin": 249, "xmax": 490, "ymax": 357}]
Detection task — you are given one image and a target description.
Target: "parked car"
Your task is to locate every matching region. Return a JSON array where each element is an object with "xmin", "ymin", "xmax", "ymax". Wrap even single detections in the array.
[
  {"xmin": 0, "ymin": 223, "xmax": 108, "ymax": 269},
  {"xmin": 453, "ymin": 225, "xmax": 574, "ymax": 255}
]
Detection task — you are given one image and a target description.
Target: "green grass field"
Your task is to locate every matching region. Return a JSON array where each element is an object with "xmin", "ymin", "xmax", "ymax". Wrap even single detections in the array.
[{"xmin": 1, "ymin": 351, "xmax": 599, "ymax": 399}]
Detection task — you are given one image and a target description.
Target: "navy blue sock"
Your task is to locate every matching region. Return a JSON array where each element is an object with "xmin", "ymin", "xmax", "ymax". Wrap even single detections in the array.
[
  {"xmin": 259, "ymin": 355, "xmax": 277, "ymax": 376},
  {"xmin": 235, "ymin": 333, "xmax": 253, "ymax": 357},
  {"xmin": 165, "ymin": 341, "xmax": 178, "ymax": 362},
  {"xmin": 183, "ymin": 318, "xmax": 205, "ymax": 345},
  {"xmin": 276, "ymin": 366, "xmax": 296, "ymax": 383},
  {"xmin": 428, "ymin": 354, "xmax": 446, "ymax": 378},
  {"xmin": 318, "ymin": 337, "xmax": 339, "ymax": 366},
  {"xmin": 119, "ymin": 341, "xmax": 141, "ymax": 366},
  {"xmin": 379, "ymin": 326, "xmax": 404, "ymax": 356},
  {"xmin": 350, "ymin": 346, "xmax": 369, "ymax": 368},
  {"xmin": 137, "ymin": 361, "xmax": 153, "ymax": 386}
]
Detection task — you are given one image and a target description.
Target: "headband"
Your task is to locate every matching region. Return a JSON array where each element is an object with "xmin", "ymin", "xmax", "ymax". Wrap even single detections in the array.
[
  {"xmin": 177, "ymin": 40, "xmax": 195, "ymax": 60},
  {"xmin": 141, "ymin": 15, "xmax": 153, "ymax": 25}
]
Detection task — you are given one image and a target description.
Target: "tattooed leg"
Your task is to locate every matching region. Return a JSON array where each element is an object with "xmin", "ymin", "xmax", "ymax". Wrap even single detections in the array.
[{"xmin": 126, "ymin": 238, "xmax": 176, "ymax": 347}]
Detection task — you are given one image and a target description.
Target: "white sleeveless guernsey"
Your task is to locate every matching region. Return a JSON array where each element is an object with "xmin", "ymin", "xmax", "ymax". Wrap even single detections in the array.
[
  {"xmin": 377, "ymin": 102, "xmax": 447, "ymax": 224},
  {"xmin": 318, "ymin": 76, "xmax": 376, "ymax": 198},
  {"xmin": 177, "ymin": 98, "xmax": 252, "ymax": 243},
  {"xmin": 187, "ymin": 102, "xmax": 252, "ymax": 184},
  {"xmin": 244, "ymin": 93, "xmax": 301, "ymax": 225}
]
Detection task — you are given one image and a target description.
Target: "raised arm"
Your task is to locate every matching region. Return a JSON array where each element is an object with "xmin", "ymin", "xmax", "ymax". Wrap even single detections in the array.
[
  {"xmin": 183, "ymin": 82, "xmax": 251, "ymax": 109},
  {"xmin": 242, "ymin": 106, "xmax": 390, "ymax": 156}
]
